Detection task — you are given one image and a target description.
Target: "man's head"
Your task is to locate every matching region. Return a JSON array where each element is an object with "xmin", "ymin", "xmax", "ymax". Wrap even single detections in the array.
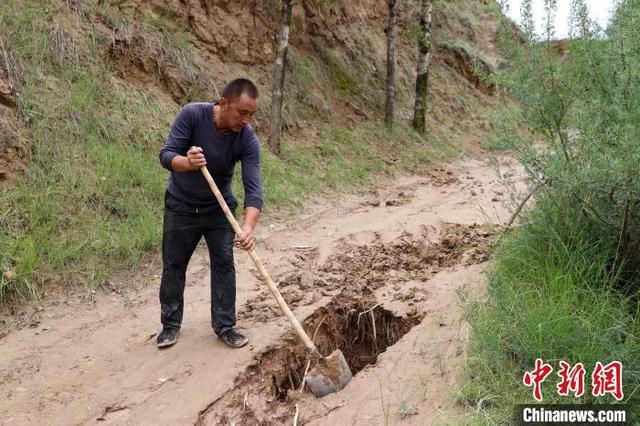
[{"xmin": 217, "ymin": 78, "xmax": 259, "ymax": 133}]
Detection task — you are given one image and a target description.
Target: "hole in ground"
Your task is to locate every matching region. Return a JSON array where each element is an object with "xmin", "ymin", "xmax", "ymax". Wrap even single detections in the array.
[
  {"xmin": 273, "ymin": 294, "xmax": 424, "ymax": 401},
  {"xmin": 197, "ymin": 294, "xmax": 423, "ymax": 425}
]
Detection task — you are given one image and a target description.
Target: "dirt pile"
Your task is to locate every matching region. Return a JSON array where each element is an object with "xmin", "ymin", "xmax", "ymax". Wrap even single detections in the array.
[
  {"xmin": 240, "ymin": 223, "xmax": 495, "ymax": 323},
  {"xmin": 198, "ymin": 220, "xmax": 497, "ymax": 424}
]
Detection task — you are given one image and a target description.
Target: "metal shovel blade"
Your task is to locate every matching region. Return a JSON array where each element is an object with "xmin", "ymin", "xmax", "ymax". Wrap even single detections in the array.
[{"xmin": 303, "ymin": 349, "xmax": 353, "ymax": 397}]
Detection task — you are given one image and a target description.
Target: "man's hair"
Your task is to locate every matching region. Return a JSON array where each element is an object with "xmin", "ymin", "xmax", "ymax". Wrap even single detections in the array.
[{"xmin": 219, "ymin": 78, "xmax": 259, "ymax": 102}]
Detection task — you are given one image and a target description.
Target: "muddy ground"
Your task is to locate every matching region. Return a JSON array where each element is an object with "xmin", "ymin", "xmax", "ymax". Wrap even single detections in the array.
[{"xmin": 0, "ymin": 155, "xmax": 524, "ymax": 425}]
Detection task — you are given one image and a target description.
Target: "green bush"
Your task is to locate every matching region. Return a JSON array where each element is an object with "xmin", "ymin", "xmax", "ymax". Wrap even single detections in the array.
[{"xmin": 494, "ymin": 0, "xmax": 640, "ymax": 284}]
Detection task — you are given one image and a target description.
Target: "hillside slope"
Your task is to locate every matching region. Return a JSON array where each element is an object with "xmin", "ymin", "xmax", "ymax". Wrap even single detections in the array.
[{"xmin": 0, "ymin": 0, "xmax": 503, "ymax": 301}]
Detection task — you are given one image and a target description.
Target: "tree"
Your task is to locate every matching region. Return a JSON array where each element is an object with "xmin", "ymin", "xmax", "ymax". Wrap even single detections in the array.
[
  {"xmin": 412, "ymin": 0, "xmax": 432, "ymax": 134},
  {"xmin": 384, "ymin": 0, "xmax": 398, "ymax": 128},
  {"xmin": 269, "ymin": 0, "xmax": 294, "ymax": 156}
]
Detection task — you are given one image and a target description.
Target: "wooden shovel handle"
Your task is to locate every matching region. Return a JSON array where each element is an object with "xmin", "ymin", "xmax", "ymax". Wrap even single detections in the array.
[{"xmin": 200, "ymin": 167, "xmax": 318, "ymax": 353}]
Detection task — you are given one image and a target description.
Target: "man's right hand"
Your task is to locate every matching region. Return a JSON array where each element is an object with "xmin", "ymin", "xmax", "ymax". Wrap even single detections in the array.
[
  {"xmin": 186, "ymin": 146, "xmax": 206, "ymax": 170},
  {"xmin": 169, "ymin": 146, "xmax": 207, "ymax": 172}
]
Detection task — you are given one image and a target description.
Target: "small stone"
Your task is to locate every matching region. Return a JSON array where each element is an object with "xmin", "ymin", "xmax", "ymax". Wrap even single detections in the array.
[{"xmin": 3, "ymin": 268, "xmax": 16, "ymax": 280}]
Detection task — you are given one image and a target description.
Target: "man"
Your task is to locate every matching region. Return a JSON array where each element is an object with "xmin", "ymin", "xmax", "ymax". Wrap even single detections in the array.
[{"xmin": 156, "ymin": 78, "xmax": 263, "ymax": 349}]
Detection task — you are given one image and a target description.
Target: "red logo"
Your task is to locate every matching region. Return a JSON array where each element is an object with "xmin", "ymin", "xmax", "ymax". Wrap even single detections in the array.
[
  {"xmin": 523, "ymin": 358, "xmax": 553, "ymax": 401},
  {"xmin": 522, "ymin": 359, "xmax": 624, "ymax": 401},
  {"xmin": 557, "ymin": 361, "xmax": 586, "ymax": 397},
  {"xmin": 591, "ymin": 361, "xmax": 624, "ymax": 401}
]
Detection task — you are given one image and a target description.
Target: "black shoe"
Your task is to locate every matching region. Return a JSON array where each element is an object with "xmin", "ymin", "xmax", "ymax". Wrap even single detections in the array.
[
  {"xmin": 218, "ymin": 329, "xmax": 248, "ymax": 348},
  {"xmin": 156, "ymin": 327, "xmax": 179, "ymax": 348}
]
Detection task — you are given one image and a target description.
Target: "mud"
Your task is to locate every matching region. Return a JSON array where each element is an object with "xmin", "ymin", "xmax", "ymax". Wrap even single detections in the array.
[
  {"xmin": 198, "ymin": 221, "xmax": 493, "ymax": 424},
  {"xmin": 197, "ymin": 295, "xmax": 423, "ymax": 425},
  {"xmin": 423, "ymin": 167, "xmax": 462, "ymax": 187},
  {"xmin": 239, "ymin": 223, "xmax": 494, "ymax": 323}
]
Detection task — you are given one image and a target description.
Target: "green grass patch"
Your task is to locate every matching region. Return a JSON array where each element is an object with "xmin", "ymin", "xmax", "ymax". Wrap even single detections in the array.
[
  {"xmin": 458, "ymin": 196, "xmax": 639, "ymax": 422},
  {"xmin": 0, "ymin": 0, "xmax": 176, "ymax": 301},
  {"xmin": 439, "ymin": 41, "xmax": 495, "ymax": 70},
  {"xmin": 317, "ymin": 47, "xmax": 360, "ymax": 98},
  {"xmin": 232, "ymin": 120, "xmax": 448, "ymax": 213},
  {"xmin": 400, "ymin": 21, "xmax": 422, "ymax": 43}
]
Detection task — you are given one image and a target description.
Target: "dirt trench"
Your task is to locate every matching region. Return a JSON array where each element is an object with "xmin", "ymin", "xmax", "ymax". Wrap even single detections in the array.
[
  {"xmin": 198, "ymin": 295, "xmax": 424, "ymax": 425},
  {"xmin": 196, "ymin": 218, "xmax": 495, "ymax": 425},
  {"xmin": 0, "ymin": 155, "xmax": 524, "ymax": 425}
]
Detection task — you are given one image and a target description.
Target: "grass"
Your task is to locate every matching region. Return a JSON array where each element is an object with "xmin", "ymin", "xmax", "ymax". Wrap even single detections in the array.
[
  {"xmin": 458, "ymin": 195, "xmax": 640, "ymax": 422},
  {"xmin": 419, "ymin": 377, "xmax": 429, "ymax": 401},
  {"xmin": 438, "ymin": 41, "xmax": 495, "ymax": 72},
  {"xmin": 231, "ymin": 120, "xmax": 449, "ymax": 212},
  {"xmin": 398, "ymin": 394, "xmax": 418, "ymax": 419},
  {"xmin": 0, "ymin": 0, "xmax": 177, "ymax": 300},
  {"xmin": 320, "ymin": 48, "xmax": 361, "ymax": 99}
]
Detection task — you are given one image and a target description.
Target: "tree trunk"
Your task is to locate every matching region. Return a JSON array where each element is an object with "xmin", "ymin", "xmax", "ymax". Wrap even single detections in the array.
[
  {"xmin": 384, "ymin": 0, "xmax": 398, "ymax": 128},
  {"xmin": 412, "ymin": 0, "xmax": 433, "ymax": 134},
  {"xmin": 269, "ymin": 0, "xmax": 294, "ymax": 156}
]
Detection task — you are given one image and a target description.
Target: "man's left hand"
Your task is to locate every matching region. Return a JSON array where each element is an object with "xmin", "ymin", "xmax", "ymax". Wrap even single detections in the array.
[{"xmin": 235, "ymin": 223, "xmax": 255, "ymax": 251}]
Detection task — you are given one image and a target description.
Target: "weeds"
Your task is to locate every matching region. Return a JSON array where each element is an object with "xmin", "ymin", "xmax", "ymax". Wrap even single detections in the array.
[
  {"xmin": 0, "ymin": 0, "xmax": 175, "ymax": 301},
  {"xmin": 419, "ymin": 377, "xmax": 429, "ymax": 401},
  {"xmin": 398, "ymin": 394, "xmax": 418, "ymax": 419},
  {"xmin": 460, "ymin": 197, "xmax": 640, "ymax": 420},
  {"xmin": 437, "ymin": 354, "xmax": 450, "ymax": 377}
]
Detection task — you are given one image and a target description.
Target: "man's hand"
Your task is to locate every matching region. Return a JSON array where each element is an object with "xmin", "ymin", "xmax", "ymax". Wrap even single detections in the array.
[
  {"xmin": 186, "ymin": 146, "xmax": 206, "ymax": 170},
  {"xmin": 235, "ymin": 223, "xmax": 255, "ymax": 251}
]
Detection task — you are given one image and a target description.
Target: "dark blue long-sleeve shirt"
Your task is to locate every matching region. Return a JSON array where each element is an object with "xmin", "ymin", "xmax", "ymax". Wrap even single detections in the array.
[{"xmin": 159, "ymin": 102, "xmax": 263, "ymax": 211}]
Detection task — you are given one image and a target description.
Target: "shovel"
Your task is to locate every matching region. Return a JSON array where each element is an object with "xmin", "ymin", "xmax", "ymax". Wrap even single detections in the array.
[{"xmin": 200, "ymin": 167, "xmax": 353, "ymax": 397}]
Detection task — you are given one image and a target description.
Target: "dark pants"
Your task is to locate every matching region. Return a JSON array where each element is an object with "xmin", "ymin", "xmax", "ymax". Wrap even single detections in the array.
[{"xmin": 159, "ymin": 192, "xmax": 237, "ymax": 335}]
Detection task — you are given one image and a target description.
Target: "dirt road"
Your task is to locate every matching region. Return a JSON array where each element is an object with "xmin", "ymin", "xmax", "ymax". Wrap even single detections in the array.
[{"xmin": 0, "ymin": 155, "xmax": 523, "ymax": 425}]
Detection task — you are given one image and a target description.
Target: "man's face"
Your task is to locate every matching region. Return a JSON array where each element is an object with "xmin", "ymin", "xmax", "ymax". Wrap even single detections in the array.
[{"xmin": 222, "ymin": 92, "xmax": 258, "ymax": 133}]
